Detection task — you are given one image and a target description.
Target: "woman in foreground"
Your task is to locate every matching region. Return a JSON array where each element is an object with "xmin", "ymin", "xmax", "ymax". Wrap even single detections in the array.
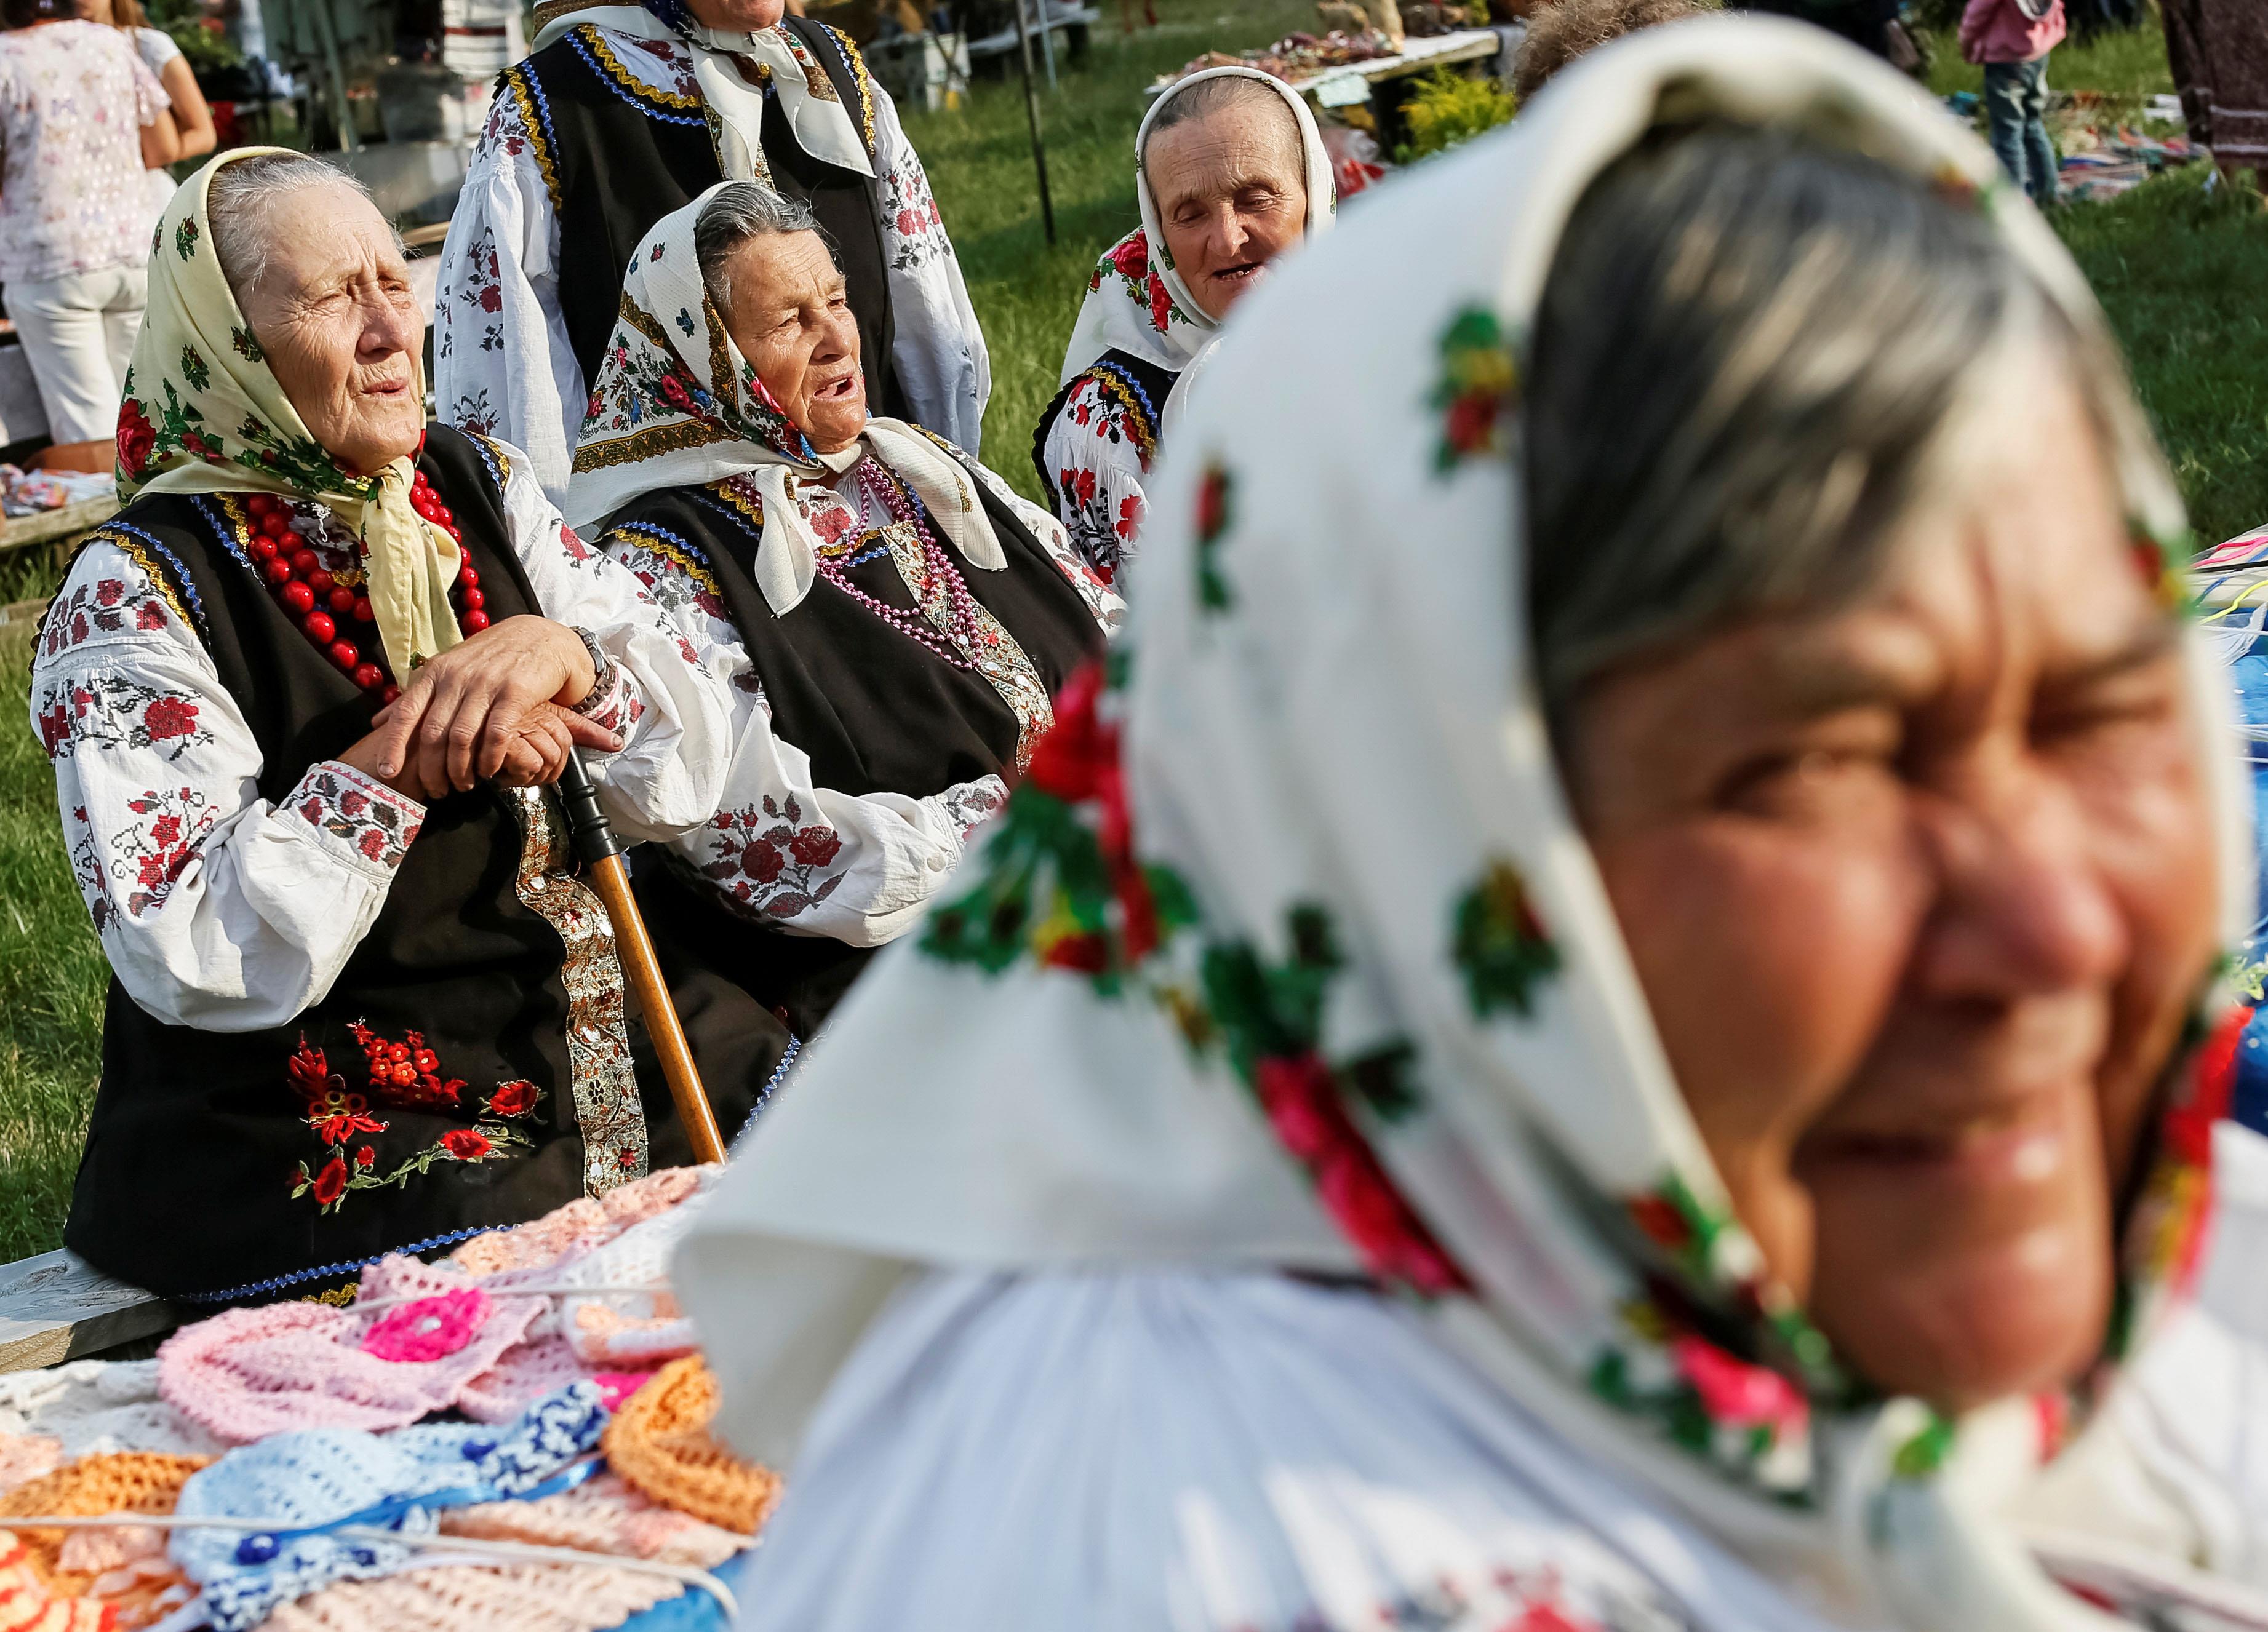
[
  {"xmin": 681, "ymin": 19, "xmax": 2265, "ymax": 1631},
  {"xmin": 37, "ymin": 150, "xmax": 780, "ymax": 1307}
]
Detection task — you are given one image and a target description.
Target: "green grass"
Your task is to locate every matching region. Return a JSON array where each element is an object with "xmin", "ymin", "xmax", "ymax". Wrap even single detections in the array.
[{"xmin": 0, "ymin": 10, "xmax": 2259, "ymax": 1262}]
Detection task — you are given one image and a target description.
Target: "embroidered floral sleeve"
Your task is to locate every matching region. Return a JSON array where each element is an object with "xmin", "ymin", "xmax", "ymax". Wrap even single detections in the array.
[
  {"xmin": 492, "ymin": 445, "xmax": 737, "ymax": 840},
  {"xmin": 944, "ymin": 435, "xmax": 1127, "ymax": 634},
  {"xmin": 32, "ymin": 541, "xmax": 426, "ymax": 1033},
  {"xmin": 604, "ymin": 528, "xmax": 1007, "ymax": 945},
  {"xmin": 1042, "ymin": 374, "xmax": 1151, "ymax": 594},
  {"xmin": 870, "ymin": 81, "xmax": 990, "ymax": 456},
  {"xmin": 434, "ymin": 84, "xmax": 585, "ymax": 507}
]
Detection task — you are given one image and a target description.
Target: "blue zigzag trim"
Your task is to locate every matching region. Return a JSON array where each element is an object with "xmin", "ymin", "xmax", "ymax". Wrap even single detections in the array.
[
  {"xmin": 687, "ymin": 490, "xmax": 765, "ymax": 546},
  {"xmin": 615, "ymin": 518, "xmax": 721, "ymax": 569},
  {"xmin": 732, "ymin": 1034, "xmax": 801, "ymax": 1148},
  {"xmin": 519, "ymin": 57, "xmax": 561, "ymax": 156},
  {"xmin": 464, "ymin": 432, "xmax": 510, "ymax": 498},
  {"xmin": 1085, "ymin": 359, "xmax": 1161, "ymax": 461},
  {"xmin": 102, "ymin": 519, "xmax": 213, "ymax": 647},
  {"xmin": 187, "ymin": 495, "xmax": 253, "ymax": 574},
  {"xmin": 565, "ymin": 28, "xmax": 708, "ymax": 127},
  {"xmin": 172, "ymin": 1225, "xmax": 492, "ymax": 1304}
]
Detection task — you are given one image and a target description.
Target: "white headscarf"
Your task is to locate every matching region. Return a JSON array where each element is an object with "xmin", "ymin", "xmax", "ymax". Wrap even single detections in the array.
[
  {"xmin": 1057, "ymin": 66, "xmax": 1336, "ymax": 391},
  {"xmin": 564, "ymin": 185, "xmax": 1005, "ymax": 615},
  {"xmin": 681, "ymin": 20, "xmax": 2255, "ymax": 1632},
  {"xmin": 530, "ymin": 0, "xmax": 874, "ymax": 181}
]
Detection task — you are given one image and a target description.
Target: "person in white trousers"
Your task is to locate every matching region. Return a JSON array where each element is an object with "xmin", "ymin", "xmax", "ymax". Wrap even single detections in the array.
[{"xmin": 0, "ymin": 0, "xmax": 180, "ymax": 470}]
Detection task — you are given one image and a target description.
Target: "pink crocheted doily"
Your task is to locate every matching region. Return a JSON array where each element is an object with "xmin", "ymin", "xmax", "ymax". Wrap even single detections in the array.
[{"xmin": 361, "ymin": 1289, "xmax": 490, "ymax": 1364}]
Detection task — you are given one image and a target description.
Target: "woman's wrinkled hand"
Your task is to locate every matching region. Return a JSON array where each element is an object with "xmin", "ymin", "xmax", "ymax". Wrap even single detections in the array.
[{"xmin": 362, "ymin": 615, "xmax": 622, "ymax": 797}]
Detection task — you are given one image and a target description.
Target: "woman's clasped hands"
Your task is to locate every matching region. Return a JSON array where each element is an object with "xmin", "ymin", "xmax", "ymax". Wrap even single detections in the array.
[{"xmin": 337, "ymin": 615, "xmax": 624, "ymax": 802}]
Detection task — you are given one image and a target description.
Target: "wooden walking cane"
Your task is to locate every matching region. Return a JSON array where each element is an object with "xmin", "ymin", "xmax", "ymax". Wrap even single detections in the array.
[{"xmin": 553, "ymin": 752, "xmax": 728, "ymax": 1164}]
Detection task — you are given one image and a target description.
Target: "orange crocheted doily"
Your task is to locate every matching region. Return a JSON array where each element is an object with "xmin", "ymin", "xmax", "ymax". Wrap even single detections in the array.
[
  {"xmin": 0, "ymin": 1453, "xmax": 209, "ymax": 1595},
  {"xmin": 599, "ymin": 1358, "xmax": 778, "ymax": 1534}
]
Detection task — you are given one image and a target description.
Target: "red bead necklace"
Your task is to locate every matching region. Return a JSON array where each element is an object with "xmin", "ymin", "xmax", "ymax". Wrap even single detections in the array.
[{"xmin": 242, "ymin": 469, "xmax": 489, "ymax": 703}]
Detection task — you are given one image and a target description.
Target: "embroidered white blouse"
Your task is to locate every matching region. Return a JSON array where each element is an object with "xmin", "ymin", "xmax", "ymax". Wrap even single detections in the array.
[
  {"xmin": 31, "ymin": 447, "xmax": 738, "ymax": 1033},
  {"xmin": 1037, "ymin": 372, "xmax": 1153, "ymax": 591},
  {"xmin": 432, "ymin": 27, "xmax": 991, "ymax": 506},
  {"xmin": 604, "ymin": 452, "xmax": 1120, "ymax": 947}
]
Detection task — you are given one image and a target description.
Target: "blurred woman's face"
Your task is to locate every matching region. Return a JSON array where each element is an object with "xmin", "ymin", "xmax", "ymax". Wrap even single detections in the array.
[{"xmin": 1565, "ymin": 370, "xmax": 2220, "ymax": 1410}]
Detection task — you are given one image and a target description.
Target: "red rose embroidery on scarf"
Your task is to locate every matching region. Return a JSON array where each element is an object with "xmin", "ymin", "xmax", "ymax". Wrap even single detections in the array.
[
  {"xmin": 116, "ymin": 400, "xmax": 156, "ymax": 479},
  {"xmin": 1147, "ymin": 273, "xmax": 1175, "ymax": 334},
  {"xmin": 1671, "ymin": 1335, "xmax": 1807, "ymax": 1433},
  {"xmin": 1110, "ymin": 233, "xmax": 1149, "ymax": 281},
  {"xmin": 488, "ymin": 1078, "xmax": 538, "ymax": 1117}
]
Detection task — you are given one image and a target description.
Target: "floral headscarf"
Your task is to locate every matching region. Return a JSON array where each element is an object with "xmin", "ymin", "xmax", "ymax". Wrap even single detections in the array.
[
  {"xmin": 565, "ymin": 184, "xmax": 1008, "ymax": 615},
  {"xmin": 119, "ymin": 149, "xmax": 466, "ymax": 680},
  {"xmin": 1058, "ymin": 66, "xmax": 1337, "ymax": 391},
  {"xmin": 681, "ymin": 20, "xmax": 2254, "ymax": 1632}
]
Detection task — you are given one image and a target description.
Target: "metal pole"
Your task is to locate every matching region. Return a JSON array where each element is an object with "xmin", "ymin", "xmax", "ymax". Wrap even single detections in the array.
[
  {"xmin": 554, "ymin": 754, "xmax": 727, "ymax": 1164},
  {"xmin": 1036, "ymin": 0, "xmax": 1057, "ymax": 90},
  {"xmin": 308, "ymin": 0, "xmax": 359, "ymax": 152},
  {"xmin": 1012, "ymin": 0, "xmax": 1057, "ymax": 245}
]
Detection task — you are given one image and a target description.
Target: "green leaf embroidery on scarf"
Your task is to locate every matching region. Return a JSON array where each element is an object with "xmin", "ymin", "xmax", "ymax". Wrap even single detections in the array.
[
  {"xmin": 179, "ymin": 344, "xmax": 210, "ymax": 395},
  {"xmin": 230, "ymin": 325, "xmax": 264, "ymax": 364},
  {"xmin": 1891, "ymin": 1413, "xmax": 1957, "ymax": 1480},
  {"xmin": 1430, "ymin": 305, "xmax": 1517, "ymax": 472},
  {"xmin": 174, "ymin": 217, "xmax": 200, "ymax": 261},
  {"xmin": 1452, "ymin": 857, "xmax": 1560, "ymax": 1019},
  {"xmin": 2131, "ymin": 514, "xmax": 2200, "ymax": 618},
  {"xmin": 1194, "ymin": 461, "xmax": 1234, "ymax": 613}
]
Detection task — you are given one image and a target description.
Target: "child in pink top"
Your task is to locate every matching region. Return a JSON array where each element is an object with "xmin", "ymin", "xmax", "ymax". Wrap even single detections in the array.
[{"xmin": 1960, "ymin": 0, "xmax": 2067, "ymax": 206}]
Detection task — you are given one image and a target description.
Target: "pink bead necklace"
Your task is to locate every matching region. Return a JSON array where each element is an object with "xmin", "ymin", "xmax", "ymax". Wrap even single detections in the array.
[{"xmin": 814, "ymin": 463, "xmax": 991, "ymax": 673}]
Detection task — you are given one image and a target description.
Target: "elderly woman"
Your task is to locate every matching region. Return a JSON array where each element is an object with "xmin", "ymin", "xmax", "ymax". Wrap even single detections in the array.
[
  {"xmin": 34, "ymin": 149, "xmax": 785, "ymax": 1306},
  {"xmin": 677, "ymin": 21, "xmax": 2268, "ymax": 1632},
  {"xmin": 569, "ymin": 183, "xmax": 1119, "ymax": 1037},
  {"xmin": 1032, "ymin": 67, "xmax": 1333, "ymax": 587}
]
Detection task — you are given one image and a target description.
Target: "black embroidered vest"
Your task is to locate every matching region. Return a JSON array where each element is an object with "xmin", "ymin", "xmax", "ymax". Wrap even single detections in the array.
[
  {"xmin": 601, "ymin": 451, "xmax": 1105, "ymax": 1033},
  {"xmin": 1031, "ymin": 347, "xmax": 1177, "ymax": 520},
  {"xmin": 59, "ymin": 428, "xmax": 783, "ymax": 1304},
  {"xmin": 503, "ymin": 17, "xmax": 901, "ymax": 421}
]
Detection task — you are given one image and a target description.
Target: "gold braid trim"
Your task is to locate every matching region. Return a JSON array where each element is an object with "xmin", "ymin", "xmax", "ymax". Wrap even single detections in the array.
[
  {"xmin": 701, "ymin": 294, "xmax": 736, "ymax": 405},
  {"xmin": 577, "ymin": 23, "xmax": 704, "ymax": 111},
  {"xmin": 573, "ymin": 417, "xmax": 740, "ymax": 474},
  {"xmin": 815, "ymin": 22, "xmax": 876, "ymax": 154},
  {"xmin": 501, "ymin": 65, "xmax": 565, "ymax": 216},
  {"xmin": 1085, "ymin": 368, "xmax": 1160, "ymax": 467},
  {"xmin": 705, "ymin": 477, "xmax": 766, "ymax": 536},
  {"xmin": 616, "ymin": 292, "xmax": 679, "ymax": 356},
  {"xmin": 607, "ymin": 522, "xmax": 726, "ymax": 603}
]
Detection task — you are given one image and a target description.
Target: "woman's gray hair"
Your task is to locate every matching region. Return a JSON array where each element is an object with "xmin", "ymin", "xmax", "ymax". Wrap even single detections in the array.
[
  {"xmin": 1142, "ymin": 73, "xmax": 1302, "ymax": 175},
  {"xmin": 207, "ymin": 151, "xmax": 378, "ymax": 300},
  {"xmin": 695, "ymin": 184, "xmax": 826, "ymax": 311},
  {"xmin": 1525, "ymin": 125, "xmax": 2147, "ymax": 731}
]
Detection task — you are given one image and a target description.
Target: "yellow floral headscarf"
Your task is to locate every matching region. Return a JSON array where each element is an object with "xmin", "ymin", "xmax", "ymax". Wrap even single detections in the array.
[{"xmin": 119, "ymin": 149, "xmax": 465, "ymax": 679}]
